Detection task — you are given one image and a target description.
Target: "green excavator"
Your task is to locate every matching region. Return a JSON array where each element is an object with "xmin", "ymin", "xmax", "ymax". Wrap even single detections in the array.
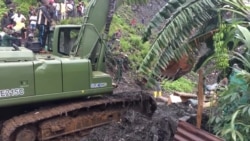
[{"xmin": 0, "ymin": 0, "xmax": 156, "ymax": 141}]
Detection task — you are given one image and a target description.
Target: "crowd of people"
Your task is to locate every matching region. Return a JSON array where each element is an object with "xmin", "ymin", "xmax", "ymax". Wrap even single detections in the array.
[{"xmin": 0, "ymin": 0, "xmax": 86, "ymax": 53}]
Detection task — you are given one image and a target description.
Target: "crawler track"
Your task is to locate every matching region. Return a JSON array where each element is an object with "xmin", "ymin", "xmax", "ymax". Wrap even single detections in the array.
[{"xmin": 1, "ymin": 92, "xmax": 156, "ymax": 141}]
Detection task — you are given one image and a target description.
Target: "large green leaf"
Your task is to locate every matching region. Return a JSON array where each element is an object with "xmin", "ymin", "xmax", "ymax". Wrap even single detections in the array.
[
  {"xmin": 235, "ymin": 25, "xmax": 250, "ymax": 52},
  {"xmin": 139, "ymin": 0, "xmax": 221, "ymax": 87},
  {"xmin": 139, "ymin": 0, "xmax": 250, "ymax": 87}
]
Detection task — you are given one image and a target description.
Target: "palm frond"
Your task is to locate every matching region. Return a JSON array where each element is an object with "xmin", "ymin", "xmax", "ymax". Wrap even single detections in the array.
[
  {"xmin": 233, "ymin": 51, "xmax": 250, "ymax": 69},
  {"xmin": 139, "ymin": 0, "xmax": 221, "ymax": 87},
  {"xmin": 222, "ymin": 0, "xmax": 249, "ymax": 17},
  {"xmin": 143, "ymin": 0, "xmax": 220, "ymax": 41},
  {"xmin": 235, "ymin": 25, "xmax": 250, "ymax": 51},
  {"xmin": 125, "ymin": 0, "xmax": 149, "ymax": 5}
]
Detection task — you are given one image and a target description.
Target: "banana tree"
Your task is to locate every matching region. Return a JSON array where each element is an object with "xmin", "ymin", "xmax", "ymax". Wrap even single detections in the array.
[
  {"xmin": 209, "ymin": 25, "xmax": 250, "ymax": 141},
  {"xmin": 138, "ymin": 0, "xmax": 250, "ymax": 86}
]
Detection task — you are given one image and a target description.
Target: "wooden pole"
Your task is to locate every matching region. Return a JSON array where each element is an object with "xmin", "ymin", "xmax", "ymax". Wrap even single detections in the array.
[{"xmin": 197, "ymin": 69, "xmax": 204, "ymax": 128}]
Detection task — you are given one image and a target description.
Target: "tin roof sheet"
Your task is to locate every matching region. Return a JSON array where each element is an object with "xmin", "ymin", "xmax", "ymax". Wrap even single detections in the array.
[{"xmin": 174, "ymin": 120, "xmax": 224, "ymax": 141}]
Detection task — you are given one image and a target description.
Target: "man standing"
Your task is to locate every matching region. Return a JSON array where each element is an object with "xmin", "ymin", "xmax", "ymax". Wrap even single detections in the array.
[
  {"xmin": 53, "ymin": 0, "xmax": 61, "ymax": 22},
  {"xmin": 60, "ymin": 2, "xmax": 66, "ymax": 20},
  {"xmin": 8, "ymin": 7, "xmax": 15, "ymax": 24},
  {"xmin": 11, "ymin": 10, "xmax": 26, "ymax": 23},
  {"xmin": 76, "ymin": 2, "xmax": 85, "ymax": 17},
  {"xmin": 66, "ymin": 0, "xmax": 74, "ymax": 18},
  {"xmin": 1, "ymin": 13, "xmax": 10, "ymax": 30},
  {"xmin": 37, "ymin": 1, "xmax": 52, "ymax": 53}
]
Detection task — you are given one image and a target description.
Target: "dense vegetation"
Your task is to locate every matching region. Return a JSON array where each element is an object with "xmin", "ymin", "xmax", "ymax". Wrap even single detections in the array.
[
  {"xmin": 162, "ymin": 77, "xmax": 196, "ymax": 93},
  {"xmin": 0, "ymin": 1, "xmax": 8, "ymax": 16},
  {"xmin": 209, "ymin": 19, "xmax": 250, "ymax": 141},
  {"xmin": 108, "ymin": 6, "xmax": 151, "ymax": 70}
]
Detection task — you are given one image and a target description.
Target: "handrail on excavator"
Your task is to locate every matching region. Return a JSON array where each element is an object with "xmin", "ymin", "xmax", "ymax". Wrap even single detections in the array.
[{"xmin": 70, "ymin": 23, "xmax": 105, "ymax": 57}]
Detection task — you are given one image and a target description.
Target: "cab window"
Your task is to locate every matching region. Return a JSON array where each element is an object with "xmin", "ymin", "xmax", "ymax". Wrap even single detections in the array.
[{"xmin": 58, "ymin": 28, "xmax": 79, "ymax": 55}]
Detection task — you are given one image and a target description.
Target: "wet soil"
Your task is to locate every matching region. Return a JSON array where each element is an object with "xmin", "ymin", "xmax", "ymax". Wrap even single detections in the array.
[
  {"xmin": 81, "ymin": 103, "xmax": 197, "ymax": 141},
  {"xmin": 78, "ymin": 69, "xmax": 203, "ymax": 141}
]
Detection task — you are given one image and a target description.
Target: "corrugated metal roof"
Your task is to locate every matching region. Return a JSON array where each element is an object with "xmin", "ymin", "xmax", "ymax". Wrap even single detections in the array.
[{"xmin": 174, "ymin": 120, "xmax": 224, "ymax": 141}]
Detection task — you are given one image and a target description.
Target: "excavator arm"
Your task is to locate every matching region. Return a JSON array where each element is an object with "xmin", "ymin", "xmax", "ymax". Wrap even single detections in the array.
[{"xmin": 70, "ymin": 0, "xmax": 123, "ymax": 71}]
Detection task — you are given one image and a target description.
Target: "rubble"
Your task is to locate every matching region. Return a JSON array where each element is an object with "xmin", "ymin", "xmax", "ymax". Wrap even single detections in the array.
[{"xmin": 81, "ymin": 102, "xmax": 199, "ymax": 141}]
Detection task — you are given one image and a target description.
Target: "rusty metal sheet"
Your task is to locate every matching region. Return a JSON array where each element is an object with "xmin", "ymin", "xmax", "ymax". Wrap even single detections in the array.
[{"xmin": 174, "ymin": 120, "xmax": 224, "ymax": 141}]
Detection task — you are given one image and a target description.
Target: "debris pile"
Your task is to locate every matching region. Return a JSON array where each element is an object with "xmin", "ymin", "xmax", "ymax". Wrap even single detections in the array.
[{"xmin": 81, "ymin": 103, "xmax": 198, "ymax": 141}]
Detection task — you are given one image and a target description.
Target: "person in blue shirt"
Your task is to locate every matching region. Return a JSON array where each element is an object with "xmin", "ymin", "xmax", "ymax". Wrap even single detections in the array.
[{"xmin": 36, "ymin": 1, "xmax": 52, "ymax": 53}]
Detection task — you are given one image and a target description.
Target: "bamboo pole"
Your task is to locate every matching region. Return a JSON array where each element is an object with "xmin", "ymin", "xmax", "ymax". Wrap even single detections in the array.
[{"xmin": 197, "ymin": 69, "xmax": 204, "ymax": 128}]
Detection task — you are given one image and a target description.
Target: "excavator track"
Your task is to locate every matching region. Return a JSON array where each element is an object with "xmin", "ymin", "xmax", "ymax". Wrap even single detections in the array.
[{"xmin": 1, "ymin": 92, "xmax": 156, "ymax": 141}]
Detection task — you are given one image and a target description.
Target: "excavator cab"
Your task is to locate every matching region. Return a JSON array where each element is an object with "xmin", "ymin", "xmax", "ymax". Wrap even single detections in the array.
[
  {"xmin": 48, "ymin": 25, "xmax": 105, "ymax": 72},
  {"xmin": 48, "ymin": 25, "xmax": 80, "ymax": 57},
  {"xmin": 46, "ymin": 26, "xmax": 79, "ymax": 56},
  {"xmin": 58, "ymin": 28, "xmax": 79, "ymax": 55}
]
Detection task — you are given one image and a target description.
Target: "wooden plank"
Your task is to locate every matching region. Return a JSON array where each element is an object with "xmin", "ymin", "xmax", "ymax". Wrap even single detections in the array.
[
  {"xmin": 196, "ymin": 69, "xmax": 204, "ymax": 129},
  {"xmin": 173, "ymin": 91, "xmax": 197, "ymax": 98},
  {"xmin": 173, "ymin": 91, "xmax": 197, "ymax": 102}
]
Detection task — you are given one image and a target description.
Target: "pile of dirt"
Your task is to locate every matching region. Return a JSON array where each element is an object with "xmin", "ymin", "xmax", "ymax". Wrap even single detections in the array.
[{"xmin": 81, "ymin": 103, "xmax": 197, "ymax": 141}]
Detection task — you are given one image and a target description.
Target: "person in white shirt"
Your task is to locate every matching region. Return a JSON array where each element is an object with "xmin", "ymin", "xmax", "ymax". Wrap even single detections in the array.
[
  {"xmin": 66, "ymin": 0, "xmax": 74, "ymax": 18},
  {"xmin": 13, "ymin": 18, "xmax": 27, "ymax": 40},
  {"xmin": 29, "ymin": 11, "xmax": 37, "ymax": 31},
  {"xmin": 60, "ymin": 2, "xmax": 66, "ymax": 20},
  {"xmin": 53, "ymin": 2, "xmax": 61, "ymax": 21},
  {"xmin": 11, "ymin": 10, "xmax": 26, "ymax": 23}
]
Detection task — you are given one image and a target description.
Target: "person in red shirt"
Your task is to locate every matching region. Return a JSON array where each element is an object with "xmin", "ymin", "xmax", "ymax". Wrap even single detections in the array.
[{"xmin": 130, "ymin": 18, "xmax": 136, "ymax": 27}]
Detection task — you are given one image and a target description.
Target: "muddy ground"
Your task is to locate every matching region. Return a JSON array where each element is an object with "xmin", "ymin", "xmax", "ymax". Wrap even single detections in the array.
[
  {"xmin": 54, "ymin": 91, "xmax": 210, "ymax": 141},
  {"xmin": 52, "ymin": 102, "xmax": 200, "ymax": 141},
  {"xmin": 51, "ymin": 68, "xmax": 208, "ymax": 141},
  {"xmin": 81, "ymin": 103, "xmax": 197, "ymax": 141},
  {"xmin": 79, "ymin": 72, "xmax": 206, "ymax": 141},
  {"xmin": 78, "ymin": 67, "xmax": 215, "ymax": 141}
]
